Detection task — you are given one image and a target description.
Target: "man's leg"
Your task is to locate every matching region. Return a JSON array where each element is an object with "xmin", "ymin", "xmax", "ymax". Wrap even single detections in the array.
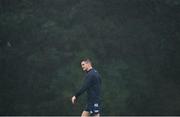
[
  {"xmin": 93, "ymin": 113, "xmax": 100, "ymax": 117},
  {"xmin": 81, "ymin": 111, "xmax": 90, "ymax": 117}
]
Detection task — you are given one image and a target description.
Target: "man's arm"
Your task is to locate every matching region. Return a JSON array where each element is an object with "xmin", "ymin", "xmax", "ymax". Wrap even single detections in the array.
[
  {"xmin": 71, "ymin": 75, "xmax": 92, "ymax": 104},
  {"xmin": 75, "ymin": 75, "xmax": 92, "ymax": 98}
]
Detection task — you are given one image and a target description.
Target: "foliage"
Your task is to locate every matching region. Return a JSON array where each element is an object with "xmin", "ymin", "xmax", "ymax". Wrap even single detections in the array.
[{"xmin": 0, "ymin": 0, "xmax": 180, "ymax": 115}]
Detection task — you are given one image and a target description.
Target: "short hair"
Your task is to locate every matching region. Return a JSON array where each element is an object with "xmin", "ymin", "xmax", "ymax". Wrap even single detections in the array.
[{"xmin": 81, "ymin": 58, "xmax": 93, "ymax": 65}]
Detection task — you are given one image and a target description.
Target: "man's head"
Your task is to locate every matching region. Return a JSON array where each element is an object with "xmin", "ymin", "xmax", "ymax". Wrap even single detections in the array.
[{"xmin": 81, "ymin": 58, "xmax": 93, "ymax": 71}]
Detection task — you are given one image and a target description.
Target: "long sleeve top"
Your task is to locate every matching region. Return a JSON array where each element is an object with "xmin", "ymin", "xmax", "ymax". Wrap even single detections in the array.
[{"xmin": 75, "ymin": 68, "xmax": 101, "ymax": 104}]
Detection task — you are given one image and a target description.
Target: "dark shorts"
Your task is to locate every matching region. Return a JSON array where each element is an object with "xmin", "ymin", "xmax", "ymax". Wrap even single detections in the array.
[{"xmin": 84, "ymin": 103, "xmax": 101, "ymax": 115}]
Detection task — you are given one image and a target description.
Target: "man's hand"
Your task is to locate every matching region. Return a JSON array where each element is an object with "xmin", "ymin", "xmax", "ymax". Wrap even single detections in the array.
[{"xmin": 71, "ymin": 96, "xmax": 76, "ymax": 104}]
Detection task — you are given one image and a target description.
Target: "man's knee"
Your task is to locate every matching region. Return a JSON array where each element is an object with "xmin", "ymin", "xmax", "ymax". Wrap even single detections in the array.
[
  {"xmin": 93, "ymin": 113, "xmax": 100, "ymax": 117},
  {"xmin": 81, "ymin": 111, "xmax": 90, "ymax": 117}
]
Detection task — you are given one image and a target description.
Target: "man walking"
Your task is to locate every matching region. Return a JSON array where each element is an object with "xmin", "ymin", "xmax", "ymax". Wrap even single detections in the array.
[{"xmin": 71, "ymin": 58, "xmax": 101, "ymax": 117}]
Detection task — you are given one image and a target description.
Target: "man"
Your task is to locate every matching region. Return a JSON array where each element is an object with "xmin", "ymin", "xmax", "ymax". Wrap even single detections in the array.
[{"xmin": 71, "ymin": 58, "xmax": 101, "ymax": 117}]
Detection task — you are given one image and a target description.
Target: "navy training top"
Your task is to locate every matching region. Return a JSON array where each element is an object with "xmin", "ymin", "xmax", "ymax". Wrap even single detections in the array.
[{"xmin": 75, "ymin": 68, "xmax": 101, "ymax": 104}]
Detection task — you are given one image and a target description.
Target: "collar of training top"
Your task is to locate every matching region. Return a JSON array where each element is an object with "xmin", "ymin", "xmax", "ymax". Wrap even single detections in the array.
[{"xmin": 86, "ymin": 68, "xmax": 93, "ymax": 73}]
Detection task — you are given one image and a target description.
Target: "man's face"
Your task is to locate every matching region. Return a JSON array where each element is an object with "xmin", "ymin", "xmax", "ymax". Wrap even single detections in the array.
[{"xmin": 81, "ymin": 61, "xmax": 89, "ymax": 71}]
